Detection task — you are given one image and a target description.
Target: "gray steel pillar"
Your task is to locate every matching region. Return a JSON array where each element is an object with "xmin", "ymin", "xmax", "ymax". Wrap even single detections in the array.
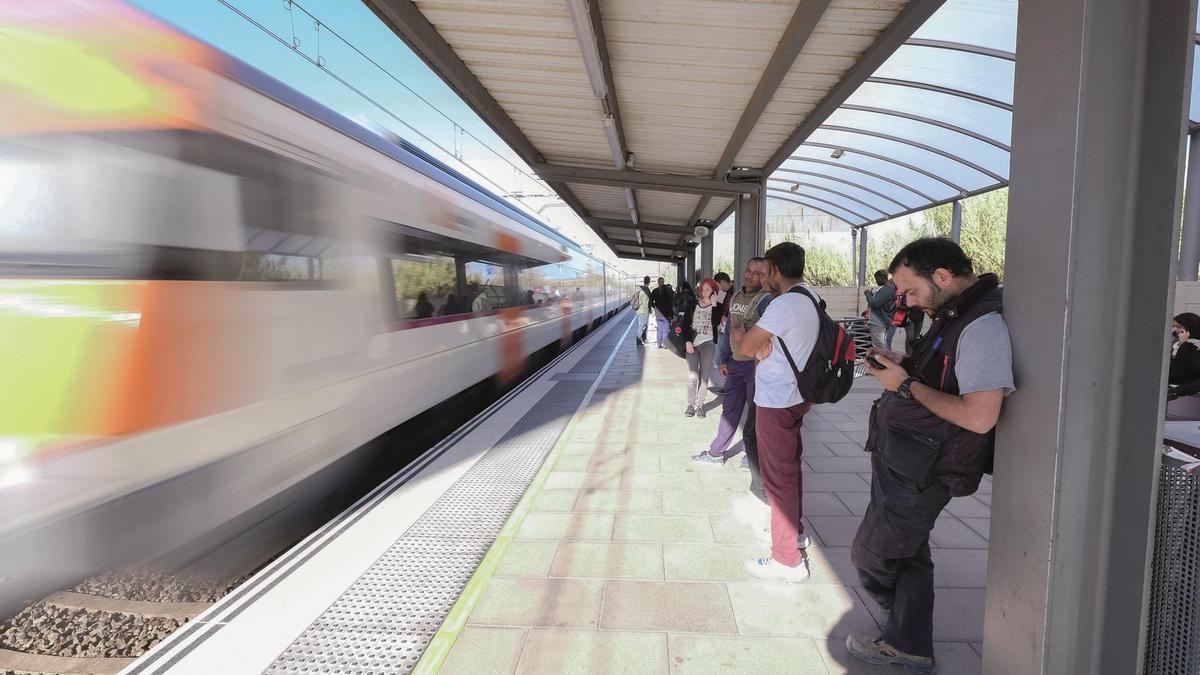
[
  {"xmin": 986, "ymin": 0, "xmax": 1195, "ymax": 673},
  {"xmin": 676, "ymin": 260, "xmax": 685, "ymax": 288},
  {"xmin": 857, "ymin": 225, "xmax": 868, "ymax": 288},
  {"xmin": 734, "ymin": 190, "xmax": 765, "ymax": 290},
  {"xmin": 950, "ymin": 200, "xmax": 963, "ymax": 243},
  {"xmin": 685, "ymin": 250, "xmax": 696, "ymax": 288},
  {"xmin": 1181, "ymin": 132, "xmax": 1200, "ymax": 280},
  {"xmin": 700, "ymin": 231, "xmax": 714, "ymax": 280}
]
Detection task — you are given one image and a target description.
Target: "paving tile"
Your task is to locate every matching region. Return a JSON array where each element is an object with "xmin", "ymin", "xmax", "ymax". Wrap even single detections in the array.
[
  {"xmin": 971, "ymin": 642, "xmax": 984, "ymax": 658},
  {"xmin": 826, "ymin": 442, "xmax": 867, "ymax": 457},
  {"xmin": 807, "ymin": 516, "xmax": 865, "ymax": 547},
  {"xmin": 668, "ymin": 634, "xmax": 827, "ymax": 674},
  {"xmin": 803, "ymin": 430, "xmax": 856, "ymax": 444},
  {"xmin": 517, "ymin": 628, "xmax": 668, "ymax": 675},
  {"xmin": 662, "ymin": 543, "xmax": 761, "ymax": 582},
  {"xmin": 807, "ymin": 546, "xmax": 864, "ymax": 588},
  {"xmin": 661, "ymin": 490, "xmax": 739, "ymax": 514},
  {"xmin": 930, "ymin": 517, "xmax": 989, "ymax": 549},
  {"xmin": 442, "ymin": 626, "xmax": 526, "ymax": 675},
  {"xmin": 727, "ymin": 582, "xmax": 878, "ymax": 638},
  {"xmin": 601, "ymin": 580, "xmax": 738, "ymax": 634},
  {"xmin": 804, "ymin": 417, "xmax": 841, "ymax": 431},
  {"xmin": 945, "ymin": 496, "xmax": 992, "ymax": 519},
  {"xmin": 931, "ymin": 548, "xmax": 989, "ymax": 588},
  {"xmin": 623, "ymin": 472, "xmax": 704, "ymax": 491},
  {"xmin": 529, "ymin": 489, "xmax": 579, "ymax": 513},
  {"xmin": 470, "ymin": 577, "xmax": 604, "ymax": 629},
  {"xmin": 695, "ymin": 471, "xmax": 752, "ymax": 493},
  {"xmin": 807, "ymin": 456, "xmax": 874, "ymax": 474},
  {"xmin": 933, "ymin": 589, "xmax": 986, "ymax": 642},
  {"xmin": 836, "ymin": 491, "xmax": 871, "ymax": 516},
  {"xmin": 574, "ymin": 489, "xmax": 663, "ymax": 513},
  {"xmin": 544, "ymin": 468, "xmax": 624, "ymax": 487},
  {"xmin": 975, "ymin": 492, "xmax": 992, "ymax": 506},
  {"xmin": 831, "ymin": 420, "xmax": 868, "ymax": 433},
  {"xmin": 804, "ymin": 492, "xmax": 854, "ymax": 517},
  {"xmin": 960, "ymin": 517, "xmax": 991, "ymax": 542},
  {"xmin": 613, "ymin": 514, "xmax": 714, "ymax": 543},
  {"xmin": 805, "ymin": 473, "xmax": 872, "ymax": 492},
  {"xmin": 496, "ymin": 540, "xmax": 558, "ymax": 577},
  {"xmin": 515, "ymin": 513, "xmax": 615, "ymax": 541},
  {"xmin": 550, "ymin": 541, "xmax": 664, "ymax": 580},
  {"xmin": 803, "ymin": 442, "xmax": 837, "ymax": 457},
  {"xmin": 560, "ymin": 441, "xmax": 630, "ymax": 455},
  {"xmin": 818, "ymin": 639, "xmax": 981, "ymax": 675}
]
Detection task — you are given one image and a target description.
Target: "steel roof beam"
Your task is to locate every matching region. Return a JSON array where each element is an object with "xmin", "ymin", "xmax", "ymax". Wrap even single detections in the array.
[
  {"xmin": 805, "ymin": 141, "xmax": 968, "ymax": 194},
  {"xmin": 778, "ymin": 157, "xmax": 938, "ymax": 202},
  {"xmin": 586, "ymin": 217, "xmax": 692, "ymax": 235},
  {"xmin": 768, "ymin": 193, "xmax": 866, "ymax": 226},
  {"xmin": 763, "ymin": 0, "xmax": 948, "ymax": 175},
  {"xmin": 766, "ymin": 188, "xmax": 871, "ymax": 224},
  {"xmin": 766, "ymin": 179, "xmax": 891, "ymax": 219},
  {"xmin": 839, "ymin": 104, "xmax": 1011, "ymax": 151},
  {"xmin": 905, "ymin": 38, "xmax": 1016, "ymax": 61},
  {"xmin": 770, "ymin": 168, "xmax": 912, "ymax": 211},
  {"xmin": 685, "ymin": 0, "xmax": 835, "ymax": 228},
  {"xmin": 820, "ymin": 124, "xmax": 1007, "ymax": 183},
  {"xmin": 867, "ymin": 77, "xmax": 1013, "ymax": 111},
  {"xmin": 364, "ymin": 0, "xmax": 627, "ymax": 257},
  {"xmin": 531, "ymin": 163, "xmax": 761, "ymax": 197}
]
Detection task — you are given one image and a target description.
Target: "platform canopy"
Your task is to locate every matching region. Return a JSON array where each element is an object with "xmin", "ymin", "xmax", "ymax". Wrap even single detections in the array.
[{"xmin": 362, "ymin": 0, "xmax": 1198, "ymax": 260}]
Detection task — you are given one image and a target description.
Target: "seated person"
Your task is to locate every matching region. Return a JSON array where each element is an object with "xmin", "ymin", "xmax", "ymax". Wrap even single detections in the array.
[{"xmin": 1169, "ymin": 312, "xmax": 1200, "ymax": 400}]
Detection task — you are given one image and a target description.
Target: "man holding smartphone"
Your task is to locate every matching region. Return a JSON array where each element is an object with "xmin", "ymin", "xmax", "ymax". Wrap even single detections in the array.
[{"xmin": 848, "ymin": 238, "xmax": 1014, "ymax": 674}]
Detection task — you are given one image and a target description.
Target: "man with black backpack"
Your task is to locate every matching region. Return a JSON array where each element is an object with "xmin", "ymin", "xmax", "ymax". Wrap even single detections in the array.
[
  {"xmin": 846, "ymin": 238, "xmax": 1013, "ymax": 674},
  {"xmin": 733, "ymin": 242, "xmax": 826, "ymax": 583}
]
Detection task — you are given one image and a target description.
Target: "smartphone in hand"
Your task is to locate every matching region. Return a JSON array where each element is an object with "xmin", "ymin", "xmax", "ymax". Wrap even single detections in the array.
[{"xmin": 866, "ymin": 355, "xmax": 885, "ymax": 370}]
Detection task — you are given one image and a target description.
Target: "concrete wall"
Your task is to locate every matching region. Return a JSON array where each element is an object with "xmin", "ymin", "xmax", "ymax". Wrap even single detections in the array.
[
  {"xmin": 813, "ymin": 286, "xmax": 867, "ymax": 320},
  {"xmin": 1175, "ymin": 281, "xmax": 1200, "ymax": 316}
]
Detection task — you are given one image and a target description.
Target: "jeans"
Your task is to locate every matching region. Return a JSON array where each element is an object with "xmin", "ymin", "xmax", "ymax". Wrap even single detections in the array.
[
  {"xmin": 656, "ymin": 315, "xmax": 670, "ymax": 347},
  {"xmin": 869, "ymin": 323, "xmax": 889, "ymax": 351},
  {"xmin": 685, "ymin": 341, "xmax": 715, "ymax": 408},
  {"xmin": 709, "ymin": 359, "xmax": 766, "ymax": 501},
  {"xmin": 851, "ymin": 454, "xmax": 952, "ymax": 658},
  {"xmin": 636, "ymin": 313, "xmax": 649, "ymax": 343},
  {"xmin": 755, "ymin": 402, "xmax": 813, "ymax": 567},
  {"xmin": 885, "ymin": 325, "xmax": 897, "ymax": 350}
]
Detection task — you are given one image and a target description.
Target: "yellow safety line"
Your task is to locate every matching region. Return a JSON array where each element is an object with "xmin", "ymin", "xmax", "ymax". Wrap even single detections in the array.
[{"xmin": 413, "ymin": 315, "xmax": 635, "ymax": 674}]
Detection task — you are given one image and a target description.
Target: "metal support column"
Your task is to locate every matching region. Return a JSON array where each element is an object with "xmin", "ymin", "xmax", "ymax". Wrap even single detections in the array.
[
  {"xmin": 857, "ymin": 225, "xmax": 868, "ymax": 288},
  {"xmin": 1181, "ymin": 132, "xmax": 1200, "ymax": 280},
  {"xmin": 734, "ymin": 189, "xmax": 765, "ymax": 290},
  {"xmin": 700, "ymin": 232, "xmax": 714, "ymax": 280},
  {"xmin": 950, "ymin": 200, "xmax": 963, "ymax": 243},
  {"xmin": 986, "ymin": 0, "xmax": 1195, "ymax": 673},
  {"xmin": 676, "ymin": 260, "xmax": 685, "ymax": 288}
]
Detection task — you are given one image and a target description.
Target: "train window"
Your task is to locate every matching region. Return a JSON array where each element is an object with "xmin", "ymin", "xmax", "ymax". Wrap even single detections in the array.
[{"xmin": 391, "ymin": 254, "xmax": 457, "ymax": 318}]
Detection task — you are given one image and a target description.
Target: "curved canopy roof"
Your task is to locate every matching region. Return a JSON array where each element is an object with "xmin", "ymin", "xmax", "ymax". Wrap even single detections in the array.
[{"xmin": 770, "ymin": 0, "xmax": 1017, "ymax": 228}]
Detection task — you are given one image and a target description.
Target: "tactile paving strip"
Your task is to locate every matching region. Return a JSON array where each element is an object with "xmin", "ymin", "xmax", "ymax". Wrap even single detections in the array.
[
  {"xmin": 1144, "ymin": 455, "xmax": 1200, "ymax": 674},
  {"xmin": 264, "ymin": 326, "xmax": 626, "ymax": 675}
]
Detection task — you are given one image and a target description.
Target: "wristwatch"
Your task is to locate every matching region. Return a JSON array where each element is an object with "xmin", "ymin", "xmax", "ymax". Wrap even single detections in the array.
[{"xmin": 896, "ymin": 377, "xmax": 917, "ymax": 400}]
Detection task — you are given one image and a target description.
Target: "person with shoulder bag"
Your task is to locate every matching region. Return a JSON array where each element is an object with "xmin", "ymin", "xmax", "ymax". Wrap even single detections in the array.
[{"xmin": 847, "ymin": 238, "xmax": 1014, "ymax": 674}]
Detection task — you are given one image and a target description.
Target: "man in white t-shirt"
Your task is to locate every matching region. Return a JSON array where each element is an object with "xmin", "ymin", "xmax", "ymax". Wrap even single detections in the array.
[{"xmin": 734, "ymin": 241, "xmax": 820, "ymax": 583}]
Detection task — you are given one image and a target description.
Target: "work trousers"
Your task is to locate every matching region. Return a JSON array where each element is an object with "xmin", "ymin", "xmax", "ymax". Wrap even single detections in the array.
[
  {"xmin": 851, "ymin": 453, "xmax": 952, "ymax": 658},
  {"xmin": 755, "ymin": 402, "xmax": 813, "ymax": 566}
]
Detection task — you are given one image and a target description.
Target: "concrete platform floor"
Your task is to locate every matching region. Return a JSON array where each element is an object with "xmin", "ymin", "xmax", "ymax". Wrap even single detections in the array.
[{"xmin": 441, "ymin": 322, "xmax": 989, "ymax": 674}]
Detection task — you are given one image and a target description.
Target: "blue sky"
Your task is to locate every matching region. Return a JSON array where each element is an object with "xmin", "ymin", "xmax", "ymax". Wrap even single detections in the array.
[{"xmin": 134, "ymin": 0, "xmax": 528, "ymax": 187}]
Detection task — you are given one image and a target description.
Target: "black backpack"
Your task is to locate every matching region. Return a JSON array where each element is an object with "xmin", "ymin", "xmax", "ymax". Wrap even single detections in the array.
[{"xmin": 775, "ymin": 286, "xmax": 857, "ymax": 404}]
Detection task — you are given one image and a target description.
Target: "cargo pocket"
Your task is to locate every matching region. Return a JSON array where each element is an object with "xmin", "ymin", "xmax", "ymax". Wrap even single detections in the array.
[{"xmin": 880, "ymin": 421, "xmax": 942, "ymax": 487}]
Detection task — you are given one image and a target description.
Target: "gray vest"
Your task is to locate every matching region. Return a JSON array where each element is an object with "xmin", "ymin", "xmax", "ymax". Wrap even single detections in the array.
[{"xmin": 727, "ymin": 288, "xmax": 769, "ymax": 361}]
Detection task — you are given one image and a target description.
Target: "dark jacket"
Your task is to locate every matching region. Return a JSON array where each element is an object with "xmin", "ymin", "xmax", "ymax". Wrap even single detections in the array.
[
  {"xmin": 1170, "ymin": 341, "xmax": 1200, "ymax": 396},
  {"xmin": 650, "ymin": 285, "xmax": 674, "ymax": 317},
  {"xmin": 866, "ymin": 274, "xmax": 1004, "ymax": 497}
]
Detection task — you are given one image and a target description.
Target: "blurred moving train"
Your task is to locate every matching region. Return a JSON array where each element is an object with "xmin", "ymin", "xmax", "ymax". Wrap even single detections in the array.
[{"xmin": 0, "ymin": 1, "xmax": 634, "ymax": 598}]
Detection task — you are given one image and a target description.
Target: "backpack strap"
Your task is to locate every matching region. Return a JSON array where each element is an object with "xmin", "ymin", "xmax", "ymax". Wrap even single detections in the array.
[{"xmin": 774, "ymin": 286, "xmax": 820, "ymax": 393}]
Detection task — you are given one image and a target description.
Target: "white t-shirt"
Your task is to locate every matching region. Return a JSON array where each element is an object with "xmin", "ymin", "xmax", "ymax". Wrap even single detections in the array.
[
  {"xmin": 754, "ymin": 284, "xmax": 821, "ymax": 408},
  {"xmin": 691, "ymin": 304, "xmax": 715, "ymax": 346}
]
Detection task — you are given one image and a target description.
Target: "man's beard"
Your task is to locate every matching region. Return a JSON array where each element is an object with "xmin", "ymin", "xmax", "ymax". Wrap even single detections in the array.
[{"xmin": 917, "ymin": 280, "xmax": 958, "ymax": 314}]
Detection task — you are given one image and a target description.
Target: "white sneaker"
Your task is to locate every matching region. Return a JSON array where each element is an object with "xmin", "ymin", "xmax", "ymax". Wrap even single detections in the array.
[
  {"xmin": 755, "ymin": 526, "xmax": 811, "ymax": 549},
  {"xmin": 744, "ymin": 555, "xmax": 811, "ymax": 583}
]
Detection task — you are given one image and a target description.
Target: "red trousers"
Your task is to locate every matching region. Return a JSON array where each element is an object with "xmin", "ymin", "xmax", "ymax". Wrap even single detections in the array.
[{"xmin": 755, "ymin": 402, "xmax": 813, "ymax": 566}]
